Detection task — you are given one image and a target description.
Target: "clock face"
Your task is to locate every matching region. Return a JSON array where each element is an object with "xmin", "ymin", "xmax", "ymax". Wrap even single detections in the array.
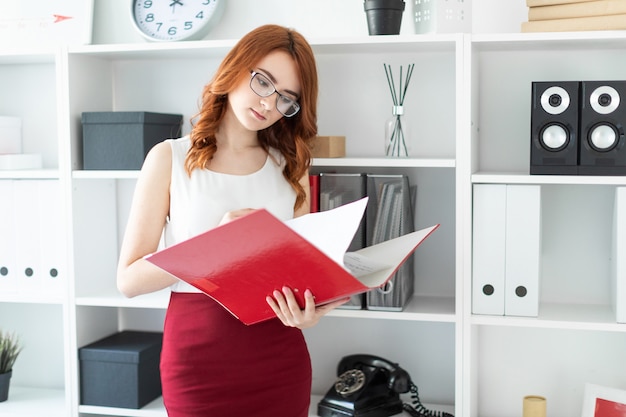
[{"xmin": 132, "ymin": 0, "xmax": 225, "ymax": 42}]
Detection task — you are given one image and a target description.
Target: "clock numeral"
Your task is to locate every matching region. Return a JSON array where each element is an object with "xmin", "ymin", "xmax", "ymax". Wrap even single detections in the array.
[
  {"xmin": 202, "ymin": 0, "xmax": 211, "ymax": 5},
  {"xmin": 142, "ymin": 0, "xmax": 153, "ymax": 9},
  {"xmin": 168, "ymin": 27, "xmax": 177, "ymax": 36},
  {"xmin": 184, "ymin": 22, "xmax": 193, "ymax": 31},
  {"xmin": 145, "ymin": 13, "xmax": 155, "ymax": 23},
  {"xmin": 196, "ymin": 11, "xmax": 204, "ymax": 19}
]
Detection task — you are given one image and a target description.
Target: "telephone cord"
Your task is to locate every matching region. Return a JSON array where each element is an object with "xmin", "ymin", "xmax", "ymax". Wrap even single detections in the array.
[{"xmin": 402, "ymin": 382, "xmax": 454, "ymax": 417}]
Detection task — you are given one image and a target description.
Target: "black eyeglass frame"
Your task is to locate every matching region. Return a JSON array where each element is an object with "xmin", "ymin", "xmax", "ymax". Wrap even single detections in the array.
[{"xmin": 249, "ymin": 71, "xmax": 301, "ymax": 117}]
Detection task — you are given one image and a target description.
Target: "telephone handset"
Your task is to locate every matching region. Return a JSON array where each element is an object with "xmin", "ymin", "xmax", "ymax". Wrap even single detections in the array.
[{"xmin": 317, "ymin": 354, "xmax": 454, "ymax": 417}]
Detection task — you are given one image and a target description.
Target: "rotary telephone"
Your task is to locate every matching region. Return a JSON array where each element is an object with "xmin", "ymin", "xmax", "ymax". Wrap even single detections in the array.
[{"xmin": 317, "ymin": 354, "xmax": 455, "ymax": 417}]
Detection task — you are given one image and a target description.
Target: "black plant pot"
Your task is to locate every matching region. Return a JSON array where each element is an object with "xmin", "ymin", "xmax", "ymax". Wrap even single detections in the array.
[
  {"xmin": 0, "ymin": 371, "xmax": 12, "ymax": 402},
  {"xmin": 364, "ymin": 0, "xmax": 405, "ymax": 35}
]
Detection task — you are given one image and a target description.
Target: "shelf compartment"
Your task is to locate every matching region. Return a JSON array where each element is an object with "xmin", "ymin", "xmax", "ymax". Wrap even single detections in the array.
[
  {"xmin": 305, "ymin": 318, "xmax": 456, "ymax": 407},
  {"xmin": 0, "ymin": 303, "xmax": 66, "ymax": 390},
  {"xmin": 472, "ymin": 325, "xmax": 626, "ymax": 417}
]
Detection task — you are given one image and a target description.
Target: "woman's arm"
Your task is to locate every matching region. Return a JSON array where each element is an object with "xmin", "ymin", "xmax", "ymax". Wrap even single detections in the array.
[{"xmin": 117, "ymin": 141, "xmax": 178, "ymax": 297}]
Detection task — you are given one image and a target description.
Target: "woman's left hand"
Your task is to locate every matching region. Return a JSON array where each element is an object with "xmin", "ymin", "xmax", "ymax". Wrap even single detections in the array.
[{"xmin": 266, "ymin": 287, "xmax": 349, "ymax": 329}]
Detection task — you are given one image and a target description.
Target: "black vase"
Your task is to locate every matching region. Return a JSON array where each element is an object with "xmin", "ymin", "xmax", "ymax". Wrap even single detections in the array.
[
  {"xmin": 364, "ymin": 0, "xmax": 406, "ymax": 35},
  {"xmin": 0, "ymin": 371, "xmax": 12, "ymax": 402}
]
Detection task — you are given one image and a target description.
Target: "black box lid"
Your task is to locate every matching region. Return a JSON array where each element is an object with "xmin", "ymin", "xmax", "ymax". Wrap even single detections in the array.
[
  {"xmin": 81, "ymin": 111, "xmax": 183, "ymax": 125},
  {"xmin": 79, "ymin": 331, "xmax": 163, "ymax": 364}
]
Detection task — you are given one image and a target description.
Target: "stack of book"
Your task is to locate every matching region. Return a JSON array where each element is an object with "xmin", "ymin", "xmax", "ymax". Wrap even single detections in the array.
[{"xmin": 522, "ymin": 0, "xmax": 626, "ymax": 32}]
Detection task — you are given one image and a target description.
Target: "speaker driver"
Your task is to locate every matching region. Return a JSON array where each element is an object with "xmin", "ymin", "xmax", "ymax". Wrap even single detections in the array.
[
  {"xmin": 588, "ymin": 123, "xmax": 619, "ymax": 151},
  {"xmin": 590, "ymin": 85, "xmax": 620, "ymax": 114},
  {"xmin": 540, "ymin": 123, "xmax": 569, "ymax": 151},
  {"xmin": 541, "ymin": 86, "xmax": 570, "ymax": 115}
]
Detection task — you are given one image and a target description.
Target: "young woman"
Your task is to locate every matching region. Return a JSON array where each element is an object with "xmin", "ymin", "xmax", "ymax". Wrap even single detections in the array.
[{"xmin": 117, "ymin": 24, "xmax": 347, "ymax": 417}]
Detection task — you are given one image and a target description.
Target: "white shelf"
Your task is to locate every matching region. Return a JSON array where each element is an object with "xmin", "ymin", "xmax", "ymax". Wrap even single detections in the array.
[
  {"xmin": 0, "ymin": 386, "xmax": 66, "ymax": 417},
  {"xmin": 75, "ymin": 290, "xmax": 170, "ymax": 309},
  {"xmin": 472, "ymin": 303, "xmax": 626, "ymax": 333},
  {"xmin": 78, "ymin": 393, "xmax": 456, "ymax": 417},
  {"xmin": 68, "ymin": 38, "xmax": 236, "ymax": 59},
  {"xmin": 471, "ymin": 31, "xmax": 626, "ymax": 52},
  {"xmin": 0, "ymin": 293, "xmax": 65, "ymax": 305},
  {"xmin": 72, "ymin": 170, "xmax": 140, "ymax": 180},
  {"xmin": 75, "ymin": 292, "xmax": 455, "ymax": 323},
  {"xmin": 314, "ymin": 157, "xmax": 456, "ymax": 168},
  {"xmin": 0, "ymin": 169, "xmax": 60, "ymax": 180},
  {"xmin": 79, "ymin": 396, "xmax": 165, "ymax": 417},
  {"xmin": 329, "ymin": 295, "xmax": 456, "ymax": 323},
  {"xmin": 472, "ymin": 171, "xmax": 626, "ymax": 185},
  {"xmin": 69, "ymin": 157, "xmax": 456, "ymax": 180},
  {"xmin": 0, "ymin": 50, "xmax": 56, "ymax": 64}
]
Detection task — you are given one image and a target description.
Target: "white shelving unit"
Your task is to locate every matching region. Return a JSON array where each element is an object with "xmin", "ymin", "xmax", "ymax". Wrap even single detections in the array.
[
  {"xmin": 464, "ymin": 31, "xmax": 626, "ymax": 417},
  {"xmin": 1, "ymin": 25, "xmax": 626, "ymax": 417}
]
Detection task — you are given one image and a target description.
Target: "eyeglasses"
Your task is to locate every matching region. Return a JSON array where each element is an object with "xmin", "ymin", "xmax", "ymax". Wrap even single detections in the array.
[{"xmin": 249, "ymin": 71, "xmax": 300, "ymax": 117}]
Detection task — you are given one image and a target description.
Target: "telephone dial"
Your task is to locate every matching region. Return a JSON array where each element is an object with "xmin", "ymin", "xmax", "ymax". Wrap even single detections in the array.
[{"xmin": 317, "ymin": 354, "xmax": 455, "ymax": 417}]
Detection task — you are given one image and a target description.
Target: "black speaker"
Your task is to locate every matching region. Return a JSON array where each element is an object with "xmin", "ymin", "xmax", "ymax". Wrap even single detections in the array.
[
  {"xmin": 579, "ymin": 81, "xmax": 626, "ymax": 175},
  {"xmin": 530, "ymin": 81, "xmax": 580, "ymax": 175}
]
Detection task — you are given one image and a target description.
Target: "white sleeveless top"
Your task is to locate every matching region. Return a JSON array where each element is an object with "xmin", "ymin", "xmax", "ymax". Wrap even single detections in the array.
[{"xmin": 164, "ymin": 136, "xmax": 297, "ymax": 292}]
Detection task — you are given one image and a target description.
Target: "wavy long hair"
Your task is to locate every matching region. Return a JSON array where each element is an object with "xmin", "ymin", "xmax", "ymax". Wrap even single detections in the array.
[{"xmin": 185, "ymin": 25, "xmax": 318, "ymax": 211}]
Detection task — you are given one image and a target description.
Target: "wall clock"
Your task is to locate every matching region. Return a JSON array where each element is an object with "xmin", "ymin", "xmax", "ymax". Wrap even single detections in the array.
[{"xmin": 131, "ymin": 0, "xmax": 225, "ymax": 42}]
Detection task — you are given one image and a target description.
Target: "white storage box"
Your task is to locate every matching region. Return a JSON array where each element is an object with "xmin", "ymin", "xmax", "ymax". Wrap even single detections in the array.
[
  {"xmin": 414, "ymin": 0, "xmax": 471, "ymax": 34},
  {"xmin": 0, "ymin": 116, "xmax": 22, "ymax": 154},
  {"xmin": 0, "ymin": 154, "xmax": 42, "ymax": 170}
]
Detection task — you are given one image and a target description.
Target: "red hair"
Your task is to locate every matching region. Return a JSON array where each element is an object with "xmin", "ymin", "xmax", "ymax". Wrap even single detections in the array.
[{"xmin": 185, "ymin": 24, "xmax": 318, "ymax": 211}]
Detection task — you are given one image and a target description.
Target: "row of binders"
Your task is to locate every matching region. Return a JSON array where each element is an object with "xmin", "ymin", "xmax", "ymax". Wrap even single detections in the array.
[
  {"xmin": 0, "ymin": 179, "xmax": 67, "ymax": 298},
  {"xmin": 522, "ymin": 0, "xmax": 626, "ymax": 32},
  {"xmin": 472, "ymin": 184, "xmax": 626, "ymax": 323},
  {"xmin": 310, "ymin": 172, "xmax": 416, "ymax": 311}
]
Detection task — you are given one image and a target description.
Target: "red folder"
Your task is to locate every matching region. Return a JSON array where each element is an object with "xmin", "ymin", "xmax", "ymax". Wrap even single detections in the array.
[{"xmin": 146, "ymin": 206, "xmax": 439, "ymax": 325}]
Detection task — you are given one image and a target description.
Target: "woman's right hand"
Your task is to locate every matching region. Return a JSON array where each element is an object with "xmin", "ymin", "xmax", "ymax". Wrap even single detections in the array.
[{"xmin": 218, "ymin": 208, "xmax": 256, "ymax": 226}]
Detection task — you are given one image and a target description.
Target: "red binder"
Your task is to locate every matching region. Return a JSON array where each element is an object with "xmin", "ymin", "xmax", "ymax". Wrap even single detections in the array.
[{"xmin": 146, "ymin": 203, "xmax": 439, "ymax": 325}]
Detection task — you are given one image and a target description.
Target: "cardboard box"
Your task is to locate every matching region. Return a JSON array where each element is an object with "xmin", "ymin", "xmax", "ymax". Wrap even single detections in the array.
[
  {"xmin": 81, "ymin": 111, "xmax": 182, "ymax": 170},
  {"xmin": 311, "ymin": 136, "xmax": 345, "ymax": 158},
  {"xmin": 79, "ymin": 331, "xmax": 163, "ymax": 409}
]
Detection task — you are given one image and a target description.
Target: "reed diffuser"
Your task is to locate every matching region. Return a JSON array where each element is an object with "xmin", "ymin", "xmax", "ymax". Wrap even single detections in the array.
[{"xmin": 384, "ymin": 63, "xmax": 415, "ymax": 157}]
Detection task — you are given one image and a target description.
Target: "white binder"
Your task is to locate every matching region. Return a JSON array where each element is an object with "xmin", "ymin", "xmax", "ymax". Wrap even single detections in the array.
[
  {"xmin": 612, "ymin": 187, "xmax": 626, "ymax": 323},
  {"xmin": 0, "ymin": 180, "xmax": 17, "ymax": 290},
  {"xmin": 38, "ymin": 180, "xmax": 66, "ymax": 297},
  {"xmin": 14, "ymin": 180, "xmax": 42, "ymax": 291},
  {"xmin": 504, "ymin": 185, "xmax": 542, "ymax": 317},
  {"xmin": 472, "ymin": 184, "xmax": 506, "ymax": 315}
]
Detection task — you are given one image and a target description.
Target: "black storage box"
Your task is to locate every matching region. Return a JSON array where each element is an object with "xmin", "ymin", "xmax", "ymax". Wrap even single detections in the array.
[
  {"xmin": 81, "ymin": 111, "xmax": 182, "ymax": 170},
  {"xmin": 79, "ymin": 330, "xmax": 163, "ymax": 409}
]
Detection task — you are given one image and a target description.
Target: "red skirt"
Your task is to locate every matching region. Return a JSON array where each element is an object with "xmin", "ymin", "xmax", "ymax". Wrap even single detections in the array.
[{"xmin": 160, "ymin": 292, "xmax": 312, "ymax": 417}]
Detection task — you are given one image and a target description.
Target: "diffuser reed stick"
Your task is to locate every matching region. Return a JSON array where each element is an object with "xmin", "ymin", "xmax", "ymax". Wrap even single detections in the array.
[{"xmin": 384, "ymin": 63, "xmax": 415, "ymax": 157}]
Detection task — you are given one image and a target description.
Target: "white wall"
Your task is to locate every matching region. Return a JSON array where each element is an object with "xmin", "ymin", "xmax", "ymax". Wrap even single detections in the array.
[{"xmin": 92, "ymin": 0, "xmax": 528, "ymax": 45}]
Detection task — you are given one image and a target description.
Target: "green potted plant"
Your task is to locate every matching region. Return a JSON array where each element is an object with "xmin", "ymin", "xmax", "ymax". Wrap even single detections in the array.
[{"xmin": 0, "ymin": 330, "xmax": 22, "ymax": 402}]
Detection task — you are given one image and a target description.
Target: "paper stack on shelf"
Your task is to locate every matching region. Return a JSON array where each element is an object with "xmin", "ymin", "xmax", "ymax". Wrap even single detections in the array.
[{"xmin": 522, "ymin": 0, "xmax": 626, "ymax": 32}]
